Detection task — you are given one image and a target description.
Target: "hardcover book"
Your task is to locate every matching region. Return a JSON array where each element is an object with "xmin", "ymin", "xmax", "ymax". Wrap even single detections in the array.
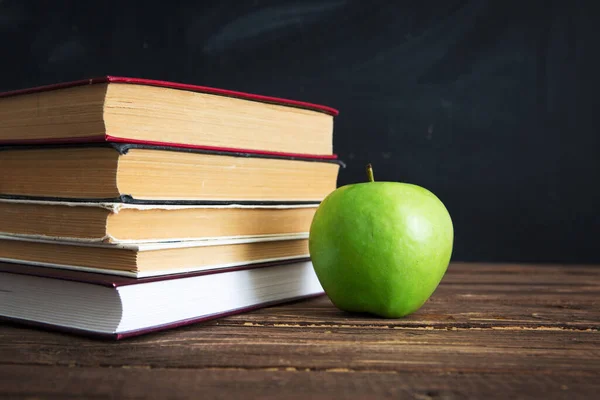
[
  {"xmin": 0, "ymin": 143, "xmax": 341, "ymax": 203},
  {"xmin": 0, "ymin": 259, "xmax": 323, "ymax": 339},
  {"xmin": 0, "ymin": 199, "xmax": 318, "ymax": 243},
  {"xmin": 0, "ymin": 234, "xmax": 309, "ymax": 278},
  {"xmin": 0, "ymin": 76, "xmax": 338, "ymax": 159}
]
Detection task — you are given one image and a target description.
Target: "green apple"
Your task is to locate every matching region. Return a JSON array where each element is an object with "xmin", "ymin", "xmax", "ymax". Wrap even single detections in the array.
[{"xmin": 309, "ymin": 164, "xmax": 453, "ymax": 318}]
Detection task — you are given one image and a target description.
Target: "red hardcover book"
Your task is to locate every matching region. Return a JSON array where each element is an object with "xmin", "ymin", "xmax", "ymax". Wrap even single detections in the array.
[
  {"xmin": 0, "ymin": 142, "xmax": 342, "ymax": 203},
  {"xmin": 0, "ymin": 259, "xmax": 323, "ymax": 340},
  {"xmin": 0, "ymin": 76, "xmax": 339, "ymax": 159}
]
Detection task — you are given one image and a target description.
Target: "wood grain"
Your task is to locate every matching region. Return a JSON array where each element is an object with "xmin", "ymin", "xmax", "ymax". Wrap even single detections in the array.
[
  {"xmin": 0, "ymin": 365, "xmax": 596, "ymax": 400},
  {"xmin": 1, "ymin": 262, "xmax": 598, "ymax": 399}
]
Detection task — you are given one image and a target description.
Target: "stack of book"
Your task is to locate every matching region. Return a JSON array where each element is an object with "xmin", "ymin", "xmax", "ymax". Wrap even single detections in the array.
[{"xmin": 0, "ymin": 76, "xmax": 341, "ymax": 339}]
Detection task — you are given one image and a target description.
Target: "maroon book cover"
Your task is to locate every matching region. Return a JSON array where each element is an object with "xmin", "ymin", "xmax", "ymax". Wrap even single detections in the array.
[
  {"xmin": 0, "ymin": 258, "xmax": 323, "ymax": 340},
  {"xmin": 0, "ymin": 76, "xmax": 339, "ymax": 160},
  {"xmin": 0, "ymin": 258, "xmax": 310, "ymax": 287}
]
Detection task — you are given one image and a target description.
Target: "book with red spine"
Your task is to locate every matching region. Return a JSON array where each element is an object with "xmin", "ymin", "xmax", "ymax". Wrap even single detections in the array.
[{"xmin": 0, "ymin": 76, "xmax": 339, "ymax": 160}]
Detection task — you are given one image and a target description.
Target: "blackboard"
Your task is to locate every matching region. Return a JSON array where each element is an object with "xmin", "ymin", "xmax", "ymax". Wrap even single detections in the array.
[{"xmin": 1, "ymin": 0, "xmax": 598, "ymax": 263}]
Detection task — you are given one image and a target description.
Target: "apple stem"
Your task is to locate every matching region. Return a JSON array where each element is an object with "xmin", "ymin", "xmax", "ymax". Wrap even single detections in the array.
[{"xmin": 366, "ymin": 163, "xmax": 375, "ymax": 182}]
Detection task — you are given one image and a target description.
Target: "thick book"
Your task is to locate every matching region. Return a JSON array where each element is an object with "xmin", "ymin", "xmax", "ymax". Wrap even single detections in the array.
[
  {"xmin": 0, "ymin": 199, "xmax": 318, "ymax": 244},
  {"xmin": 0, "ymin": 76, "xmax": 338, "ymax": 159},
  {"xmin": 0, "ymin": 259, "xmax": 323, "ymax": 339},
  {"xmin": 0, "ymin": 143, "xmax": 341, "ymax": 203},
  {"xmin": 0, "ymin": 234, "xmax": 309, "ymax": 278}
]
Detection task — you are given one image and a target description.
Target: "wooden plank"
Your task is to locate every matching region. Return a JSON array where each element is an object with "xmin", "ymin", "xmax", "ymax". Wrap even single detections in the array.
[
  {"xmin": 1, "ymin": 324, "xmax": 598, "ymax": 374},
  {"xmin": 0, "ymin": 364, "xmax": 596, "ymax": 400},
  {"xmin": 221, "ymin": 292, "xmax": 600, "ymax": 330},
  {"xmin": 219, "ymin": 262, "xmax": 600, "ymax": 330}
]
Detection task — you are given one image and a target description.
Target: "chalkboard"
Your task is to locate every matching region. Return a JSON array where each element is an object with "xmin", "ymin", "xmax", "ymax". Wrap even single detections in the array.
[{"xmin": 1, "ymin": 0, "xmax": 598, "ymax": 263}]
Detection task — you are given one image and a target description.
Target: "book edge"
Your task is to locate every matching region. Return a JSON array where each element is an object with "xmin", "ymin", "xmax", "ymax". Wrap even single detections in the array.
[
  {"xmin": 0, "ymin": 258, "xmax": 312, "ymax": 286},
  {"xmin": 0, "ymin": 138, "xmax": 341, "ymax": 161},
  {"xmin": 0, "ymin": 292, "xmax": 325, "ymax": 340},
  {"xmin": 115, "ymin": 292, "xmax": 325, "ymax": 339},
  {"xmin": 0, "ymin": 75, "xmax": 339, "ymax": 116},
  {"xmin": 0, "ymin": 197, "xmax": 320, "ymax": 210},
  {"xmin": 0, "ymin": 255, "xmax": 312, "ymax": 280},
  {"xmin": 0, "ymin": 231, "xmax": 310, "ymax": 245},
  {"xmin": 0, "ymin": 232, "xmax": 309, "ymax": 250}
]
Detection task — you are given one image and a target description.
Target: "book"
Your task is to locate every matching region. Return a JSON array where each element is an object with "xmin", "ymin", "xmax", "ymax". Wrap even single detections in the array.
[
  {"xmin": 0, "ymin": 259, "xmax": 323, "ymax": 339},
  {"xmin": 0, "ymin": 143, "xmax": 341, "ymax": 203},
  {"xmin": 0, "ymin": 199, "xmax": 318, "ymax": 243},
  {"xmin": 0, "ymin": 235, "xmax": 309, "ymax": 277},
  {"xmin": 0, "ymin": 76, "xmax": 338, "ymax": 159}
]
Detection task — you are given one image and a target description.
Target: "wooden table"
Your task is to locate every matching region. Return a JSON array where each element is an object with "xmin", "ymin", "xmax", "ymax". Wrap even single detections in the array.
[{"xmin": 1, "ymin": 263, "xmax": 598, "ymax": 399}]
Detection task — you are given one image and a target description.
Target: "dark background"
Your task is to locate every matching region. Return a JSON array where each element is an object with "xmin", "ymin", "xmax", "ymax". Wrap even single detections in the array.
[{"xmin": 1, "ymin": 0, "xmax": 598, "ymax": 264}]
